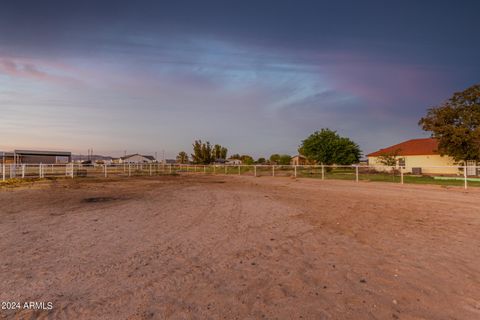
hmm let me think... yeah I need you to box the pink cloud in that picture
[302,51,454,118]
[0,57,82,86]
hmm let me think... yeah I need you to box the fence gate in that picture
[466,160,476,176]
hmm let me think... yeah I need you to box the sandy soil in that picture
[1,175,480,319]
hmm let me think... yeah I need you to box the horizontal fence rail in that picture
[0,163,478,189]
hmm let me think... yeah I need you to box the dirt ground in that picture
[1,175,479,320]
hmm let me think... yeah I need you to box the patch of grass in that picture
[298,168,480,187]
[403,175,480,187]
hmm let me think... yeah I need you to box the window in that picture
[398,158,405,167]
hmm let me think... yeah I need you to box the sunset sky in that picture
[1,1,479,158]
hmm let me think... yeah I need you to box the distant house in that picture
[290,155,307,165]
[290,155,304,165]
[367,138,462,175]
[0,150,71,164]
[165,159,176,164]
[226,158,242,165]
[121,154,156,164]
[213,158,227,164]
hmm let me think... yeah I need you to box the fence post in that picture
[272,165,275,177]
[321,165,325,180]
[149,163,152,176]
[213,165,216,174]
[294,165,297,178]
[104,164,107,178]
[71,163,74,178]
[355,165,359,183]
[39,164,42,178]
[204,165,207,174]
[128,163,131,177]
[464,165,468,189]
[225,166,227,175]
[238,165,241,175]
[254,165,257,177]
[22,164,25,179]
[400,167,404,184]
[2,163,5,181]
[169,164,172,174]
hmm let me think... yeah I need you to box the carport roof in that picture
[14,150,71,156]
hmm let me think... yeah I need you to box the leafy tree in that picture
[176,151,189,164]
[377,149,402,179]
[191,140,213,164]
[228,154,254,164]
[191,140,228,164]
[269,154,281,164]
[376,149,401,167]
[240,155,254,165]
[419,84,480,162]
[278,154,291,165]
[220,147,228,159]
[256,157,266,164]
[269,154,292,165]
[212,144,221,159]
[299,128,361,165]
[212,144,228,160]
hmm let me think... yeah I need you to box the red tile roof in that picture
[367,138,439,157]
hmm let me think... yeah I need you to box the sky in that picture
[1,0,479,159]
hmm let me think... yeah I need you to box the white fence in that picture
[1,163,478,189]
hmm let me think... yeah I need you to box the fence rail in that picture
[1,163,478,189]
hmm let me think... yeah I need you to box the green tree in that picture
[299,128,361,165]
[191,140,213,164]
[240,155,254,165]
[220,147,228,159]
[269,154,291,165]
[176,151,189,164]
[419,84,480,162]
[269,154,280,164]
[376,149,401,167]
[230,154,241,159]
[278,154,291,165]
[256,157,266,164]
[212,144,228,160]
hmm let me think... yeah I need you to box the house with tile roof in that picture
[367,138,460,175]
